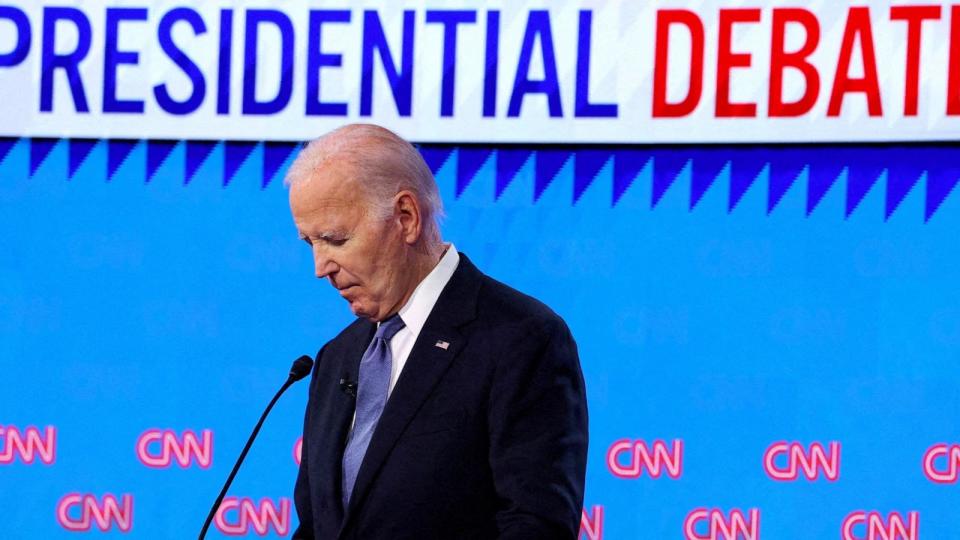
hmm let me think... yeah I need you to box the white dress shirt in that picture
[349,244,460,430]
[386,243,459,396]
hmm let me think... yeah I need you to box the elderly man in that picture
[286,124,588,539]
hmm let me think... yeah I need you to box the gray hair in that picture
[285,124,445,243]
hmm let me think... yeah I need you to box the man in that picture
[287,124,588,539]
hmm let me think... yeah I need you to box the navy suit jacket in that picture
[292,254,588,539]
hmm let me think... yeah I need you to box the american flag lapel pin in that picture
[435,340,450,350]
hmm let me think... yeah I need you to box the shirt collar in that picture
[395,243,460,336]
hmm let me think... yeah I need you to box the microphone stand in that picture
[198,355,314,540]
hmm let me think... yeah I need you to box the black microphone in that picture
[289,355,314,381]
[198,354,315,540]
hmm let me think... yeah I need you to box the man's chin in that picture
[346,299,375,320]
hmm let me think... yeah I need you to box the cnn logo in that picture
[607,439,682,479]
[923,443,960,483]
[56,493,133,532]
[0,425,56,465]
[684,508,760,540]
[841,511,919,540]
[215,497,290,536]
[579,505,603,540]
[763,441,840,481]
[136,428,212,469]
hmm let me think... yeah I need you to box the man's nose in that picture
[313,249,338,280]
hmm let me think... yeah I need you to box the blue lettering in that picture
[360,10,415,117]
[103,8,147,113]
[0,6,30,67]
[306,10,351,116]
[483,11,499,118]
[575,11,617,118]
[217,9,233,115]
[154,8,207,115]
[242,10,294,115]
[40,7,91,113]
[425,10,476,117]
[508,10,562,118]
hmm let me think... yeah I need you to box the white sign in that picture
[1,0,959,142]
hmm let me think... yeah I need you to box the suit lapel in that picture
[316,319,374,525]
[340,254,483,530]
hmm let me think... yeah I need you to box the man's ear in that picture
[394,190,422,244]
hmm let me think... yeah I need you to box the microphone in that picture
[290,355,314,381]
[198,354,315,540]
[340,377,357,398]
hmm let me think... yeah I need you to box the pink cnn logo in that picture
[841,511,919,540]
[763,441,840,481]
[0,425,56,465]
[684,508,760,540]
[214,497,290,536]
[294,436,303,466]
[135,428,212,469]
[56,493,133,532]
[922,443,960,483]
[579,505,603,540]
[607,439,682,479]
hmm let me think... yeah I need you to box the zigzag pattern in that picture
[1,138,302,190]
[2,138,957,222]
[422,144,960,222]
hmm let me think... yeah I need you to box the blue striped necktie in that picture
[341,314,405,507]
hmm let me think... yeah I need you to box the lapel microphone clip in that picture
[340,377,358,398]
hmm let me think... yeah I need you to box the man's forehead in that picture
[289,160,373,228]
[294,197,359,224]
[291,187,368,237]
[290,168,363,206]
[309,197,358,209]
[294,165,359,195]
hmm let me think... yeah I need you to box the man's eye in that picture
[319,236,347,247]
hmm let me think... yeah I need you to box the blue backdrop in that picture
[1,138,959,538]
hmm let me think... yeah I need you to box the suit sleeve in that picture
[487,317,589,540]
[292,345,326,540]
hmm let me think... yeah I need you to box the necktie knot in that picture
[376,314,405,342]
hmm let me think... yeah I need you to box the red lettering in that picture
[135,428,212,469]
[214,497,290,536]
[653,10,704,117]
[684,508,760,540]
[890,5,941,116]
[716,8,761,117]
[0,425,56,465]
[923,443,960,483]
[841,510,919,540]
[579,505,603,540]
[828,7,882,117]
[56,493,133,532]
[948,6,960,115]
[769,8,820,117]
[607,439,683,479]
[763,441,840,481]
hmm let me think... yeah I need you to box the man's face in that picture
[289,160,410,322]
